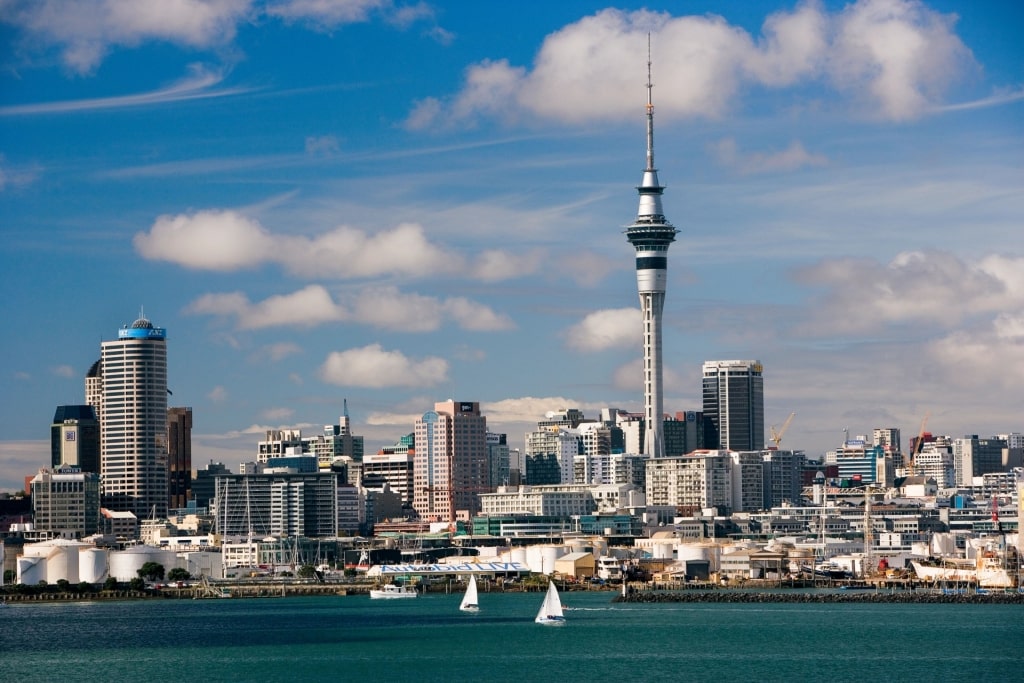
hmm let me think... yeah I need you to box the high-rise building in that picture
[96,315,169,519]
[413,400,488,521]
[702,360,764,451]
[30,467,101,539]
[50,405,100,473]
[624,47,678,459]
[167,407,193,510]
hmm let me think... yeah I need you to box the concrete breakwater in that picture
[614,590,1024,605]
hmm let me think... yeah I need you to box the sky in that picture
[1,0,1022,492]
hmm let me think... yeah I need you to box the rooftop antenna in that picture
[645,33,655,173]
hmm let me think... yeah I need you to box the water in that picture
[2,591,1021,682]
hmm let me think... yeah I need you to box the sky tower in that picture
[625,42,678,459]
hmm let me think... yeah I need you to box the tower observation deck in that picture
[625,42,679,459]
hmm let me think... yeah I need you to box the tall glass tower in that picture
[98,315,169,518]
[625,45,678,458]
[702,360,765,451]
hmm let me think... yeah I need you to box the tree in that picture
[167,567,190,582]
[137,562,165,582]
[128,578,145,591]
[103,576,118,591]
[3,569,14,584]
[297,564,317,579]
[56,579,71,592]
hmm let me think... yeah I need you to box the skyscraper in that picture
[167,406,193,510]
[625,45,678,458]
[95,315,169,519]
[413,400,488,521]
[50,405,100,473]
[702,360,764,451]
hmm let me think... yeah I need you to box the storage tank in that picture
[45,541,81,584]
[17,555,46,585]
[109,545,176,581]
[80,547,110,583]
[510,547,528,567]
[651,543,674,560]
[526,545,563,574]
[677,544,710,563]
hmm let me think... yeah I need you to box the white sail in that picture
[459,574,480,612]
[534,580,565,625]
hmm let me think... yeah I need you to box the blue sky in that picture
[1,0,1022,492]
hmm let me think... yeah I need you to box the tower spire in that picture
[646,33,655,173]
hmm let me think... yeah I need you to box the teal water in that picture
[2,591,1021,682]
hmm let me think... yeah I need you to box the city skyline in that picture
[1,1,1022,491]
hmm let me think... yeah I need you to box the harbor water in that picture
[2,591,1021,682]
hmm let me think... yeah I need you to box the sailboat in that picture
[534,580,565,626]
[459,574,480,612]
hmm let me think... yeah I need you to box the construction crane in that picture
[906,410,930,476]
[769,412,796,448]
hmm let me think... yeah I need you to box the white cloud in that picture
[257,342,303,362]
[408,0,973,127]
[712,138,827,175]
[304,135,340,156]
[261,406,295,421]
[266,0,386,27]
[2,0,251,75]
[51,365,76,378]
[320,344,448,388]
[137,209,504,281]
[611,357,687,394]
[208,385,228,402]
[186,284,513,332]
[829,0,973,121]
[0,64,246,116]
[565,308,640,352]
[0,154,39,189]
[794,250,1023,336]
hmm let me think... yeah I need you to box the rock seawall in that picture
[614,590,1024,604]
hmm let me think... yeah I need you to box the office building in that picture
[50,405,100,473]
[95,315,169,519]
[30,467,101,539]
[167,407,192,510]
[413,400,489,521]
[702,360,764,451]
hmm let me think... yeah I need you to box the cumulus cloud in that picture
[565,308,640,352]
[829,0,973,121]
[320,343,448,388]
[208,385,228,402]
[1,0,251,75]
[261,406,295,421]
[257,342,303,362]
[612,357,687,393]
[712,138,828,174]
[794,251,1023,335]
[186,284,512,332]
[136,209,532,282]
[406,0,973,128]
[2,0,443,74]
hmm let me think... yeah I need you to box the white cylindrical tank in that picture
[651,543,674,560]
[45,542,80,584]
[510,548,527,566]
[526,546,563,574]
[80,547,110,583]
[677,544,710,563]
[109,546,176,582]
[17,555,46,585]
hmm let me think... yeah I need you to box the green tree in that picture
[77,581,93,594]
[56,579,71,592]
[3,569,14,584]
[167,567,190,582]
[137,562,165,582]
[297,564,316,579]
[103,576,118,591]
[128,578,145,591]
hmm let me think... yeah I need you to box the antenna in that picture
[645,33,655,172]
